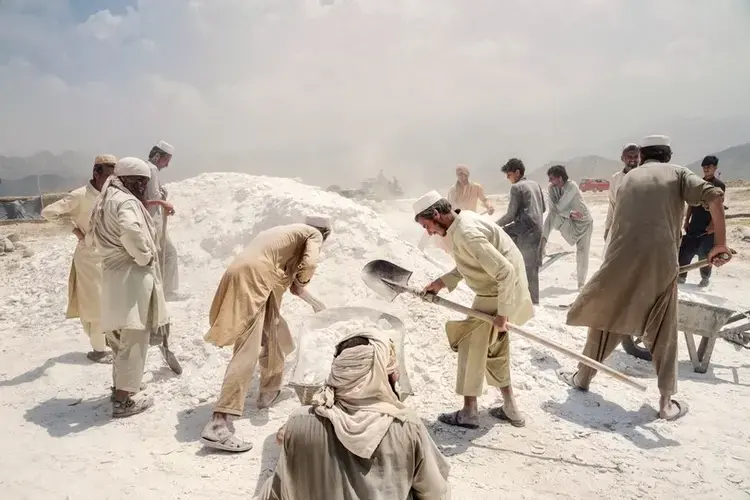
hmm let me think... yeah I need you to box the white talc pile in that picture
[291,317,396,385]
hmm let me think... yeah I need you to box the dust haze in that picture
[2,0,750,191]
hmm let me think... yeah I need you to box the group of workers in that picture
[40,133,732,499]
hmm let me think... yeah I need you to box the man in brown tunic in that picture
[256,330,451,500]
[201,217,331,452]
[563,135,731,421]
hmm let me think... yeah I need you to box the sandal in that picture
[557,370,588,392]
[201,427,253,453]
[661,400,689,422]
[437,410,479,429]
[489,406,526,428]
[257,390,281,409]
[112,395,153,418]
[86,351,112,364]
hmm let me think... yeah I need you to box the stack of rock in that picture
[0,232,34,257]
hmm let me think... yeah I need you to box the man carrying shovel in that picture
[563,135,731,421]
[414,190,534,428]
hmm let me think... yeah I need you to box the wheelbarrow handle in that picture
[421,293,648,392]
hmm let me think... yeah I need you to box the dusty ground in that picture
[1,183,749,500]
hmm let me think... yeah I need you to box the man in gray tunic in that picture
[496,158,546,304]
[144,140,183,301]
[541,165,593,289]
[564,135,731,421]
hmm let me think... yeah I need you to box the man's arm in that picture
[118,201,154,266]
[411,424,452,500]
[463,230,517,316]
[495,185,520,226]
[550,182,578,214]
[294,231,323,287]
[438,267,464,292]
[476,184,493,212]
[683,206,693,233]
[41,191,81,235]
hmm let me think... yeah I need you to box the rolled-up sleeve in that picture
[41,192,79,230]
[294,232,323,286]
[118,201,153,266]
[462,230,516,315]
[679,167,723,207]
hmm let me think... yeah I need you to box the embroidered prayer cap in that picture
[640,135,670,148]
[413,190,443,215]
[305,214,331,228]
[94,154,117,165]
[155,140,174,155]
[114,157,151,179]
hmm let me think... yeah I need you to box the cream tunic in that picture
[447,181,490,213]
[92,189,169,333]
[604,170,625,238]
[41,182,102,321]
[439,210,534,325]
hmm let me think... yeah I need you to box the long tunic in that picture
[604,170,625,237]
[92,189,169,332]
[543,180,592,245]
[205,224,323,348]
[145,161,166,219]
[41,182,102,321]
[440,210,534,325]
[567,161,723,334]
[496,177,546,232]
[447,181,490,213]
[255,406,451,500]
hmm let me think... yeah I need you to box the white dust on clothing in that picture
[1,174,749,499]
[291,317,396,385]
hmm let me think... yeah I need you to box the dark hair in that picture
[148,146,169,162]
[640,145,672,164]
[414,198,452,222]
[335,336,370,357]
[546,164,568,182]
[701,155,718,167]
[501,158,525,176]
[93,162,115,174]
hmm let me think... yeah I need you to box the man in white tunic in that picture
[42,154,117,362]
[144,140,182,300]
[604,143,640,243]
[415,191,534,428]
[89,157,169,418]
[256,330,451,500]
[541,165,594,289]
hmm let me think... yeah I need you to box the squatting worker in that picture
[415,190,534,429]
[88,157,169,418]
[200,216,332,452]
[41,154,117,363]
[563,135,731,421]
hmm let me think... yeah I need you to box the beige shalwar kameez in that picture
[567,162,724,395]
[447,181,491,213]
[543,180,593,288]
[439,210,534,396]
[145,161,179,295]
[205,223,323,416]
[41,183,107,351]
[89,181,169,393]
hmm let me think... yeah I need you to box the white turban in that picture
[114,157,151,178]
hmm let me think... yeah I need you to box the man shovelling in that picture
[562,135,732,421]
[414,190,534,429]
[201,216,331,452]
[88,157,170,418]
[41,154,117,363]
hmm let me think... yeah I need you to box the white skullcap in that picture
[155,140,174,155]
[305,214,331,228]
[94,154,117,165]
[114,157,151,179]
[413,190,443,215]
[641,135,671,148]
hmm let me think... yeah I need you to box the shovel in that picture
[159,211,183,375]
[540,251,574,272]
[362,259,647,392]
[679,250,733,274]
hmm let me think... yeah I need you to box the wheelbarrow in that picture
[287,306,414,404]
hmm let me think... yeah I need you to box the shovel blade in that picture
[361,259,414,301]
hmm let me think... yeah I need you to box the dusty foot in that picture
[437,409,479,429]
[200,421,253,452]
[659,399,689,421]
[489,405,526,427]
[112,394,154,418]
[558,370,588,391]
[257,390,281,409]
[86,350,112,363]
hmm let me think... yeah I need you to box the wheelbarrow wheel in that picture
[622,336,652,361]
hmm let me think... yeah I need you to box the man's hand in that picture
[290,281,304,296]
[145,200,175,216]
[707,245,732,268]
[570,210,583,220]
[493,315,508,332]
[72,228,85,241]
[486,206,495,215]
[422,278,446,295]
[275,425,286,446]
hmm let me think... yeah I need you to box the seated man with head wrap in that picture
[201,217,332,453]
[88,157,170,418]
[256,330,451,500]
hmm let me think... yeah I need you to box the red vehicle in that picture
[579,178,610,192]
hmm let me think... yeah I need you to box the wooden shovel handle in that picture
[423,293,648,392]
[679,251,732,274]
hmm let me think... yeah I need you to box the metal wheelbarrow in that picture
[287,306,414,404]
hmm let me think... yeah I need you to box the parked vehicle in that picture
[580,178,610,192]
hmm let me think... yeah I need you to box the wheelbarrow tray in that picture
[288,306,413,403]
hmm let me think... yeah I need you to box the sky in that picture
[1,0,750,185]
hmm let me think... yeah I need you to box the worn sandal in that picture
[112,395,153,418]
[437,410,480,429]
[489,406,526,428]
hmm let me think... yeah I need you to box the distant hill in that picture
[685,143,750,181]
[0,151,89,196]
[528,155,622,185]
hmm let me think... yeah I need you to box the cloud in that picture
[1,0,749,184]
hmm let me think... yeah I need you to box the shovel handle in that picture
[679,252,731,274]
[423,293,648,392]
